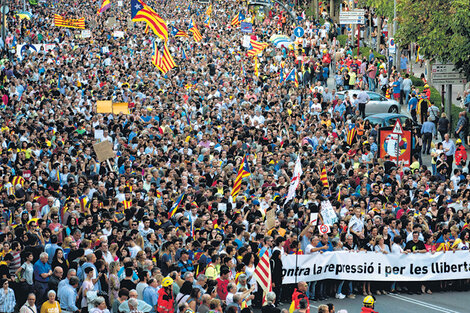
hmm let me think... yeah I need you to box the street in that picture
[273,290,469,313]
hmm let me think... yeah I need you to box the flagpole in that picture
[295,220,299,286]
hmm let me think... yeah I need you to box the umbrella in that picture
[16,11,32,20]
[269,34,291,46]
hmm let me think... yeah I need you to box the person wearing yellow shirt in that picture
[204,255,220,280]
[40,290,61,313]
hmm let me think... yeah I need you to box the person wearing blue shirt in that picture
[408,93,418,122]
[142,279,159,313]
[57,276,80,312]
[316,234,334,252]
[392,78,401,102]
[33,253,52,304]
[421,117,436,155]
[177,251,194,275]
[0,279,15,313]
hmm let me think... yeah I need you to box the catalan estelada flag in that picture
[171,26,189,37]
[285,68,298,87]
[78,195,88,211]
[188,17,202,42]
[152,41,176,74]
[247,39,268,56]
[98,0,110,15]
[54,14,85,29]
[203,15,210,28]
[347,123,357,145]
[320,166,329,189]
[131,0,168,42]
[168,193,185,219]
[231,155,251,198]
[231,11,245,26]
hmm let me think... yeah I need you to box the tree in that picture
[395,0,470,79]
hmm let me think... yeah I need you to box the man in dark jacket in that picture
[48,266,63,292]
[261,292,280,313]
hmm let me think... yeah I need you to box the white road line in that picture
[389,293,462,313]
[387,294,461,313]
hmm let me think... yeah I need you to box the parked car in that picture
[365,113,420,151]
[337,90,400,116]
[365,113,418,129]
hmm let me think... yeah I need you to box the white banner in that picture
[285,156,302,203]
[281,251,470,283]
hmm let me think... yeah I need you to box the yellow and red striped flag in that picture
[346,123,357,145]
[188,17,202,42]
[205,4,212,16]
[54,14,85,29]
[231,155,250,198]
[152,41,176,74]
[131,0,168,42]
[320,166,329,189]
[247,39,268,56]
[12,176,25,187]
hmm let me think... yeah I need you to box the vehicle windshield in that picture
[366,117,384,127]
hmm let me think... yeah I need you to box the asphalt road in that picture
[273,290,469,313]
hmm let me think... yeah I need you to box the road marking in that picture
[387,293,461,313]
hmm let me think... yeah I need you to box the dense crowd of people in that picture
[0,1,469,313]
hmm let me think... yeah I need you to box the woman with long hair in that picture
[270,250,283,305]
[51,249,68,279]
[108,262,120,305]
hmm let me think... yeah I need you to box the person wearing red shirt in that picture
[216,266,231,301]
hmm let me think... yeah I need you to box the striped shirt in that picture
[0,288,16,313]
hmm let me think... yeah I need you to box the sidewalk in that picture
[410,60,467,108]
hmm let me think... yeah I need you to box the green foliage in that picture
[337,35,348,47]
[360,0,394,17]
[353,47,386,61]
[410,76,424,87]
[395,0,470,80]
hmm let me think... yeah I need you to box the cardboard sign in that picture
[81,30,92,38]
[320,200,338,226]
[89,19,98,29]
[96,100,113,113]
[127,19,134,30]
[310,213,318,225]
[106,17,118,28]
[265,208,276,230]
[113,31,125,38]
[93,141,115,162]
[113,102,129,114]
[242,35,251,48]
[94,130,104,141]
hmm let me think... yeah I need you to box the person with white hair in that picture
[261,292,280,313]
[40,290,61,313]
[33,252,52,304]
[128,299,142,313]
[90,297,110,313]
